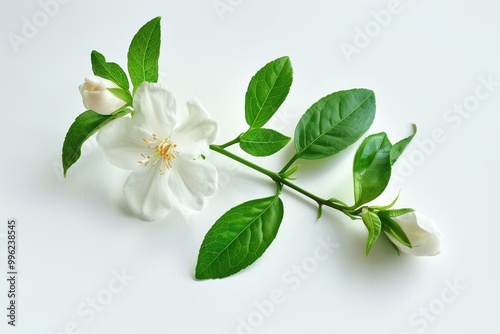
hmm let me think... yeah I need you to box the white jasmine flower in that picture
[79,75,127,115]
[97,82,218,221]
[385,211,442,256]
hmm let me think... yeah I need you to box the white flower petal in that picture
[79,76,126,115]
[386,211,442,256]
[168,157,218,211]
[84,75,119,89]
[410,233,442,256]
[133,83,177,137]
[123,165,174,221]
[97,116,154,170]
[172,98,218,159]
[96,82,219,220]
[82,91,126,115]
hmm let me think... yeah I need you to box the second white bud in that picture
[79,75,127,115]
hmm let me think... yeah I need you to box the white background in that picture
[1,0,499,333]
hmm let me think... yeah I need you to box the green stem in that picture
[210,144,279,181]
[280,154,299,174]
[219,135,242,149]
[351,207,363,216]
[210,145,351,216]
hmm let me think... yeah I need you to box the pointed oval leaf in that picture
[245,56,293,129]
[370,193,400,211]
[390,124,417,165]
[107,88,133,106]
[280,164,299,180]
[91,50,130,90]
[62,110,118,176]
[196,196,284,279]
[378,213,412,248]
[382,232,401,255]
[240,128,291,157]
[353,132,393,206]
[381,208,415,218]
[294,89,375,160]
[127,17,161,92]
[361,209,382,255]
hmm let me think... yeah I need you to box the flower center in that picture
[139,133,177,175]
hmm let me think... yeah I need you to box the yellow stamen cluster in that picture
[138,133,177,175]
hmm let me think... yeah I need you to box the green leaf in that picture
[280,165,299,180]
[361,209,382,255]
[378,213,412,248]
[317,204,323,220]
[240,128,291,157]
[390,124,417,165]
[353,133,393,206]
[370,192,400,211]
[294,89,376,160]
[127,17,161,93]
[382,232,401,255]
[91,50,130,90]
[195,196,284,279]
[328,197,348,207]
[245,56,293,129]
[381,208,414,218]
[62,110,118,176]
[107,88,133,106]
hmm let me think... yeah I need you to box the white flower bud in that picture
[385,211,442,256]
[79,75,127,115]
